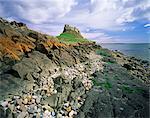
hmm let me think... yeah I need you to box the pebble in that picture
[14,96,20,99]
[8,104,15,112]
[27,95,32,101]
[57,113,63,118]
[43,105,54,112]
[32,95,38,99]
[64,102,69,107]
[66,106,72,112]
[69,110,75,117]
[36,113,41,118]
[36,97,41,104]
[16,106,21,111]
[120,107,124,111]
[16,98,22,105]
[43,110,51,117]
[23,98,28,104]
[20,104,26,111]
[17,111,28,118]
[51,111,56,116]
[28,105,35,114]
[32,98,36,104]
[60,110,65,114]
[1,101,8,107]
[77,103,82,108]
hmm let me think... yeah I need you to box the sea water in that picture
[100,43,150,61]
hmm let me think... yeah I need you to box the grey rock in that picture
[35,97,41,104]
[41,94,58,108]
[17,111,28,118]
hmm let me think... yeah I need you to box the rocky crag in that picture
[0,18,149,118]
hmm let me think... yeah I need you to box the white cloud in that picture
[83,32,115,43]
[54,0,150,31]
[0,0,77,24]
[144,23,150,27]
[90,0,150,27]
[0,0,149,29]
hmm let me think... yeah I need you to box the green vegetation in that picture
[92,79,102,86]
[57,32,91,44]
[107,62,114,64]
[121,85,134,93]
[120,85,144,94]
[102,82,112,89]
[92,79,112,90]
[96,49,112,57]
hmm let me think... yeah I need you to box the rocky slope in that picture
[0,18,149,118]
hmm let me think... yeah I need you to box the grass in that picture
[120,85,144,94]
[92,79,102,86]
[102,82,112,89]
[96,49,112,57]
[107,61,115,64]
[57,32,91,44]
[92,79,112,89]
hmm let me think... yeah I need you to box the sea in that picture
[100,43,150,61]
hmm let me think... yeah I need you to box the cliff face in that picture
[0,18,149,118]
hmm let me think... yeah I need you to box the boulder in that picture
[41,94,58,108]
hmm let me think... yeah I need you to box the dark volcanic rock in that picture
[77,64,149,118]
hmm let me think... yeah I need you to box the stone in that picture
[1,101,8,107]
[32,72,40,79]
[51,111,56,116]
[37,108,41,113]
[64,102,69,107]
[27,104,35,114]
[43,110,51,117]
[26,73,34,82]
[36,97,41,104]
[8,104,15,112]
[41,94,58,107]
[66,106,72,112]
[34,106,38,112]
[31,99,36,104]
[16,99,22,105]
[27,95,32,101]
[69,110,76,117]
[20,104,26,112]
[17,111,28,118]
[23,98,28,104]
[42,105,54,112]
[36,113,41,118]
[25,83,34,91]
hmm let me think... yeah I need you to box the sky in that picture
[0,0,150,43]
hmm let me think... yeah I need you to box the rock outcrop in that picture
[63,24,84,38]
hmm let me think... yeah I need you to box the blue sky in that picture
[0,0,150,43]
